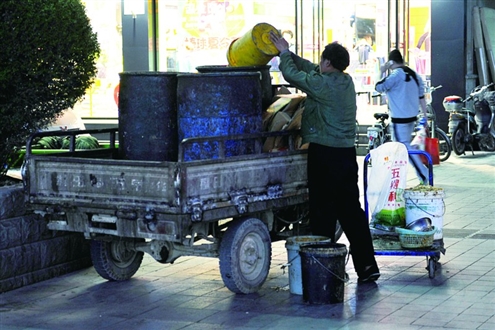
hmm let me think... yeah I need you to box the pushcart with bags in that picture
[363,146,446,279]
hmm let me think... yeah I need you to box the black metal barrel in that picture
[177,72,262,161]
[118,72,179,161]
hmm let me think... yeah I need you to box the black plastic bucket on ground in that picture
[177,72,262,161]
[118,72,179,161]
[285,236,331,295]
[300,243,348,304]
[196,65,272,111]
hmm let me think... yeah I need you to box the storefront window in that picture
[74,0,123,119]
[323,1,389,94]
[409,1,431,82]
[156,0,295,72]
[73,0,431,121]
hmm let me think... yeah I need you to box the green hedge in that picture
[0,0,100,177]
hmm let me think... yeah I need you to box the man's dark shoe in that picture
[358,266,380,283]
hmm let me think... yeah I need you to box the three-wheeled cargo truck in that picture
[22,128,343,293]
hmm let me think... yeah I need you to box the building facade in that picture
[77,0,495,131]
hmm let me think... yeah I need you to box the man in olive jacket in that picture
[269,32,379,283]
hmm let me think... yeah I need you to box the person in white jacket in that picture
[375,49,429,184]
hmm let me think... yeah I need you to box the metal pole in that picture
[466,0,478,96]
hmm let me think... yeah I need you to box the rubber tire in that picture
[428,258,436,279]
[479,134,495,151]
[452,125,466,155]
[90,239,144,281]
[434,128,452,162]
[219,218,271,294]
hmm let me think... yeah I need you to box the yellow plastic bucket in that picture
[227,23,281,67]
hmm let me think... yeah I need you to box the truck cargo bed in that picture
[24,129,308,224]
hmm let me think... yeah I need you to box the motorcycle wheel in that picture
[479,135,495,151]
[452,125,467,155]
[435,128,452,161]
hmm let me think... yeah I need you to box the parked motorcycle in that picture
[443,83,495,155]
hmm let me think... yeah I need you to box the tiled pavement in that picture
[1,151,494,330]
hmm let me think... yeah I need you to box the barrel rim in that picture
[285,236,331,250]
[251,22,281,55]
[299,242,348,255]
[119,71,184,77]
[403,189,445,198]
[177,72,262,78]
[285,235,330,245]
[196,65,271,72]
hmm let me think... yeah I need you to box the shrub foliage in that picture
[0,0,100,177]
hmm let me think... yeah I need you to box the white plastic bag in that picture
[367,142,409,228]
[411,125,426,150]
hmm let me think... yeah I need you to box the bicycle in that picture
[361,91,393,152]
[418,85,452,162]
[366,112,392,152]
[367,86,452,162]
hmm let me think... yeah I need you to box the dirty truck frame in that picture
[23,128,331,294]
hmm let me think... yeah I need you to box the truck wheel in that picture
[90,239,144,281]
[219,218,271,294]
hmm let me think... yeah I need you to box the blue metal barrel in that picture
[196,65,272,111]
[177,72,262,161]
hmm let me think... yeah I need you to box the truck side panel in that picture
[25,157,179,212]
[181,154,308,221]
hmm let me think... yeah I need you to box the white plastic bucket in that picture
[404,187,445,241]
[285,235,330,295]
